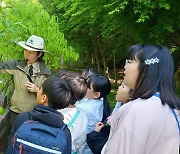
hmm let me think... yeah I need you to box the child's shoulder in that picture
[76,98,103,109]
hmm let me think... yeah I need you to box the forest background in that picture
[0,0,180,106]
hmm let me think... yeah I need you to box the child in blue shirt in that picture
[76,71,111,154]
[76,73,111,134]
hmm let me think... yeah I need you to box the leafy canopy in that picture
[0,0,79,68]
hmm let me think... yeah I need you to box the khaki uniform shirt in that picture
[0,60,51,113]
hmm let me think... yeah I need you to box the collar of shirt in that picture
[26,62,40,74]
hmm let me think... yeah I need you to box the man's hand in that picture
[25,82,39,93]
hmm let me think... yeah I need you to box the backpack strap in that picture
[67,110,80,128]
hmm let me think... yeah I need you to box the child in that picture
[87,83,131,154]
[102,44,180,154]
[56,71,88,154]
[111,83,131,114]
[75,73,111,154]
[76,73,111,133]
[6,77,72,154]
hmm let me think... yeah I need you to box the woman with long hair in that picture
[102,44,180,154]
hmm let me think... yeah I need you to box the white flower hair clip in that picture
[145,57,159,65]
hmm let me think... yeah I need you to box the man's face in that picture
[24,49,42,64]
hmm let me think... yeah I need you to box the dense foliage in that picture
[40,0,180,77]
[0,0,79,68]
[0,0,179,84]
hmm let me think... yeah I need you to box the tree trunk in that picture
[113,51,117,85]
[97,36,109,76]
[95,46,101,72]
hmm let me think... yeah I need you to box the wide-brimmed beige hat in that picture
[18,35,48,53]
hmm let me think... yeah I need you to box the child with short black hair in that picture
[6,77,72,154]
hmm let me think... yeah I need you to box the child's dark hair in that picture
[88,74,111,121]
[56,71,87,105]
[82,68,99,80]
[128,44,180,109]
[41,76,72,109]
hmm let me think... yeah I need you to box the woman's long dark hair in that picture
[87,74,111,121]
[128,44,180,109]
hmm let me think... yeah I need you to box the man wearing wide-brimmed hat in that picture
[0,35,51,124]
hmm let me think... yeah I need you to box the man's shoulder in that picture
[38,60,51,75]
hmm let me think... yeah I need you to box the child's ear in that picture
[93,92,101,99]
[41,94,48,106]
